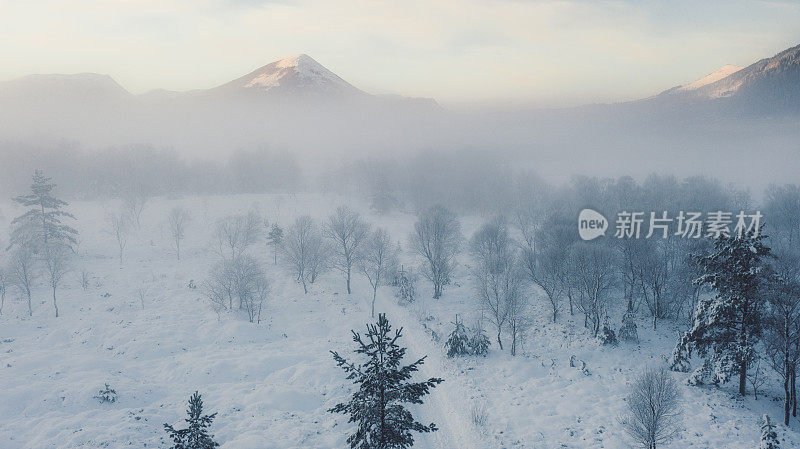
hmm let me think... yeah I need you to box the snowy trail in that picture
[377,295,484,449]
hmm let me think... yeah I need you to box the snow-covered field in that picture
[0,193,797,448]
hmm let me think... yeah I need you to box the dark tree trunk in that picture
[52,287,58,318]
[785,359,791,425]
[496,327,503,351]
[792,366,797,417]
[739,359,747,396]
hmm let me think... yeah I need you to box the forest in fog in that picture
[0,156,799,448]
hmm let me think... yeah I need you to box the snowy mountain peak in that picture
[678,64,743,91]
[273,53,314,69]
[218,53,362,96]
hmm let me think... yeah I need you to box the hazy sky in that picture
[2,0,800,107]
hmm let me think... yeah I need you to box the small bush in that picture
[94,383,117,403]
[444,316,471,358]
[470,399,489,427]
[598,321,618,346]
[393,266,417,303]
[618,312,638,343]
[468,325,490,356]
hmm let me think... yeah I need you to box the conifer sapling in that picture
[330,313,443,449]
[164,391,220,449]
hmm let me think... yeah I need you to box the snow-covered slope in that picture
[677,64,743,93]
[0,193,797,449]
[659,43,800,107]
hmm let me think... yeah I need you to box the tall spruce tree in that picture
[163,391,220,449]
[10,170,78,251]
[686,231,772,395]
[330,314,443,449]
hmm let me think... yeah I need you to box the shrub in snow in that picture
[620,367,681,449]
[393,266,417,303]
[668,333,691,373]
[760,414,779,449]
[598,321,618,346]
[618,312,639,343]
[470,399,489,428]
[163,391,219,449]
[79,269,91,291]
[444,316,471,358]
[468,325,491,357]
[580,360,591,376]
[330,313,443,449]
[687,359,716,386]
[94,383,117,403]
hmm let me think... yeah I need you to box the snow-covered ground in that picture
[0,193,797,448]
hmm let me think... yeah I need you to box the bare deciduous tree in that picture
[359,228,399,317]
[470,219,523,351]
[325,206,369,294]
[107,211,130,264]
[42,242,71,317]
[620,367,682,449]
[281,215,328,294]
[168,206,190,260]
[204,255,269,323]
[121,183,150,230]
[765,244,800,425]
[9,246,37,316]
[213,211,261,260]
[410,205,461,299]
[568,242,617,337]
[520,213,574,322]
[137,285,148,309]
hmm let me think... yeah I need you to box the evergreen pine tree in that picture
[760,414,780,449]
[329,313,443,449]
[444,315,471,357]
[687,357,716,386]
[687,231,772,395]
[468,325,491,357]
[10,170,78,251]
[668,333,691,372]
[163,391,220,449]
[618,311,639,343]
[598,318,618,346]
[267,224,283,265]
[393,266,416,303]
